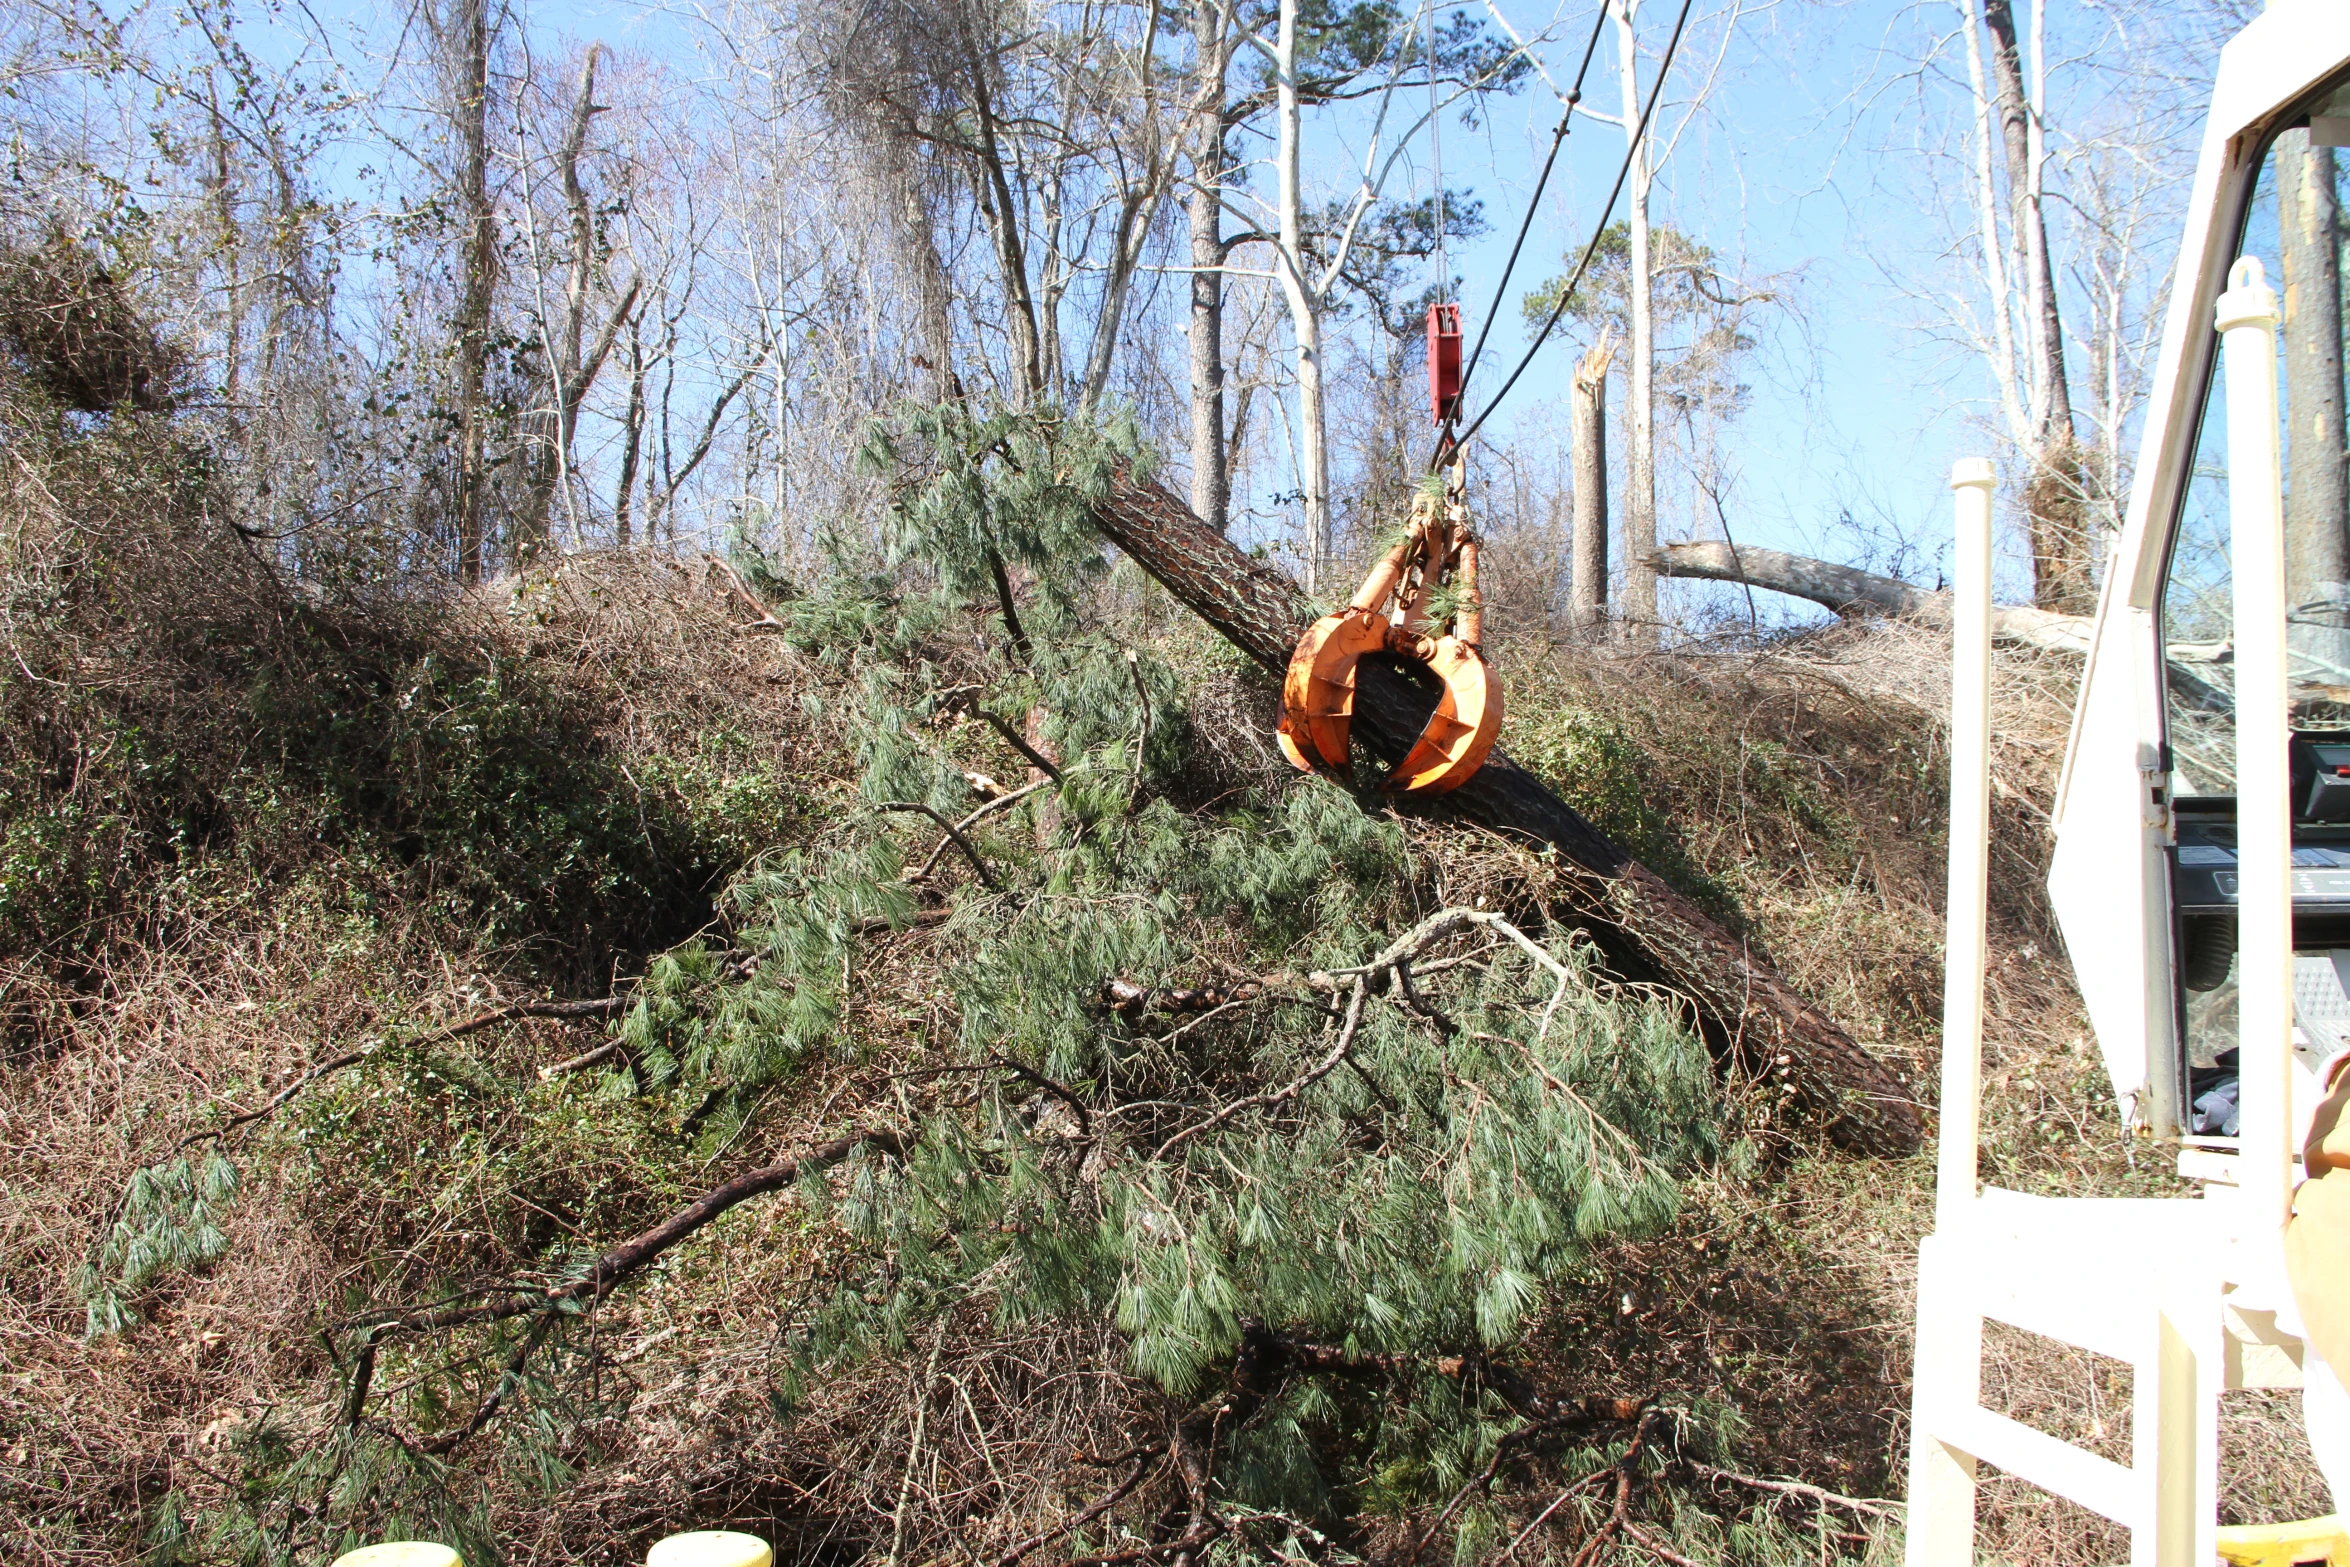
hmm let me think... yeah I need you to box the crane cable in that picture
[1434,0,1697,467]
[1440,1,1610,425]
[1429,0,1447,305]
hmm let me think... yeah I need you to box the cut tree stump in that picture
[1093,476,1923,1158]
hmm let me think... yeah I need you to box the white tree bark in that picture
[1570,332,1615,636]
[1266,0,1334,593]
[1652,539,2093,652]
[1613,0,1658,642]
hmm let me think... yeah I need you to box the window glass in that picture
[2164,121,2350,797]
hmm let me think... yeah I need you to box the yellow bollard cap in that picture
[332,1547,463,1567]
[646,1532,774,1567]
[2214,1514,2350,1567]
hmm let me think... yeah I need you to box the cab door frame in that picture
[2048,3,2350,1136]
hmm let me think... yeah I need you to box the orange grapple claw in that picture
[1280,609,1388,772]
[1277,469,1501,794]
[1384,636,1501,793]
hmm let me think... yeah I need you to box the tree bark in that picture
[1187,1,1233,531]
[450,0,496,585]
[1091,477,1923,1157]
[1269,0,1334,592]
[1570,333,1615,637]
[1613,0,1658,642]
[2281,128,2350,679]
[614,321,645,547]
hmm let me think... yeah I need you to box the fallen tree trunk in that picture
[1092,477,1922,1157]
[1653,539,2093,654]
[1652,539,2248,712]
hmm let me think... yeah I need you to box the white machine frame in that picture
[1907,4,2350,1560]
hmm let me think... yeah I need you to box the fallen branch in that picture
[370,1126,909,1335]
[537,1040,622,1080]
[1651,539,2093,653]
[1150,976,1369,1162]
[181,996,629,1152]
[1406,1420,1551,1567]
[1682,1459,1902,1518]
[1101,977,1284,1016]
[1065,1520,1224,1567]
[989,1053,1095,1140]
[1619,1520,1704,1567]
[976,709,1063,781]
[704,553,789,632]
[878,800,999,889]
[908,778,1051,883]
[991,1446,1166,1567]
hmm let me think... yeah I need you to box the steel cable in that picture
[1436,0,1698,465]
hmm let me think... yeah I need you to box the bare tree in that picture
[1239,0,1521,590]
[1570,331,1615,635]
[512,43,640,556]
[437,0,498,584]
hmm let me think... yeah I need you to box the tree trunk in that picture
[1270,0,1332,592]
[1091,477,1923,1157]
[1613,0,1658,641]
[964,34,1047,404]
[1187,3,1233,532]
[614,323,645,547]
[451,0,495,585]
[515,46,610,562]
[2281,128,2350,678]
[1982,0,2087,614]
[1651,538,2094,652]
[1570,334,1615,637]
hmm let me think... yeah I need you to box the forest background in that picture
[0,0,2250,615]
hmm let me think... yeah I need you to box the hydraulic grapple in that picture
[1275,466,1502,795]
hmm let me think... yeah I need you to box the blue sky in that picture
[1287,0,2220,603]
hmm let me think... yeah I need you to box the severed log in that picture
[1654,538,2245,711]
[1091,477,1922,1157]
[1653,539,2094,653]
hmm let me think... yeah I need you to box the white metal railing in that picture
[1934,458,1997,1233]
[2217,254,2297,1270]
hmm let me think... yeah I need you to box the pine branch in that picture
[879,800,1000,889]
[175,995,629,1154]
[908,778,1051,883]
[988,1053,1094,1140]
[1149,977,1369,1162]
[976,709,1063,781]
[369,1127,909,1335]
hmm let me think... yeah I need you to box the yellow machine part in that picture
[2215,1516,2350,1567]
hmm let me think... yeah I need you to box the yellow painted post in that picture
[646,1531,775,1567]
[331,1547,463,1567]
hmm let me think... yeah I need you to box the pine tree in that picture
[159,402,1731,1561]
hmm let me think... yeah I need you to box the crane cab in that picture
[1907,6,2350,1561]
[2049,16,2350,1160]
